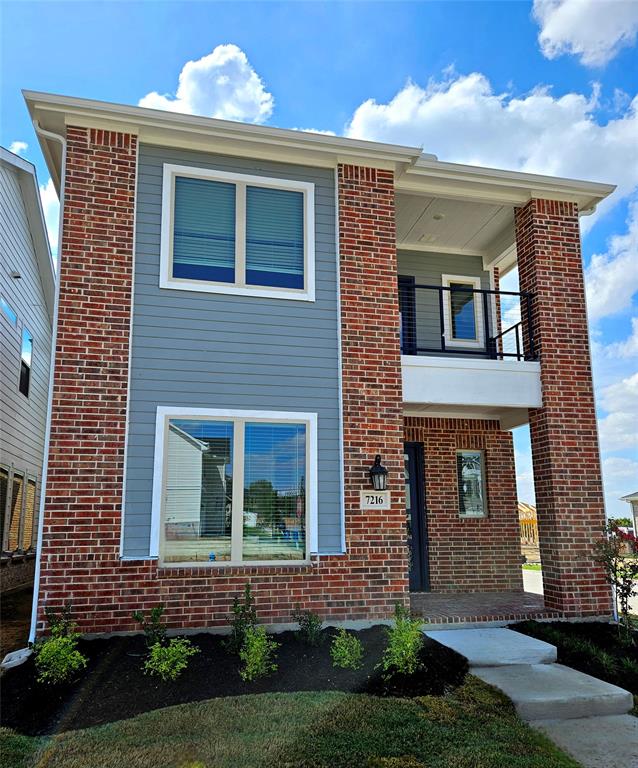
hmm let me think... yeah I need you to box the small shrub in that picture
[239,626,279,682]
[379,604,424,679]
[44,604,76,637]
[330,628,364,670]
[226,583,257,654]
[143,638,199,682]
[292,607,324,646]
[34,604,88,685]
[133,605,166,647]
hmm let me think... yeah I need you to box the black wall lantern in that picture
[369,454,388,491]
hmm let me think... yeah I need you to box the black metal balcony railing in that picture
[398,279,536,362]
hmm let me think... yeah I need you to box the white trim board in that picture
[150,406,319,564]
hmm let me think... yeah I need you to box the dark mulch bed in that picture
[1,626,467,736]
[512,620,638,695]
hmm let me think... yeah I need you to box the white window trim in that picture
[441,274,484,349]
[150,406,318,566]
[160,164,316,302]
[456,449,488,519]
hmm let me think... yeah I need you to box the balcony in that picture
[399,282,542,429]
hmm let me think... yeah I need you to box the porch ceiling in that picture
[396,192,515,263]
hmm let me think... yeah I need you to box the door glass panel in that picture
[404,452,413,575]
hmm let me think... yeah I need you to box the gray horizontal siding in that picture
[0,162,52,541]
[123,144,342,558]
[397,250,491,355]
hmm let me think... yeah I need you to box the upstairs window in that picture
[442,275,484,348]
[161,165,315,301]
[19,327,33,397]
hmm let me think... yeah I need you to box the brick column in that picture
[515,198,611,617]
[37,127,137,628]
[337,164,409,610]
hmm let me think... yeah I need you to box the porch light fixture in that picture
[369,454,388,491]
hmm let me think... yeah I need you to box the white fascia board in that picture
[399,157,616,211]
[23,90,423,184]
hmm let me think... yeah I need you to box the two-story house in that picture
[1,147,55,595]
[25,91,614,637]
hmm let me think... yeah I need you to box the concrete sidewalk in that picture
[426,627,636,768]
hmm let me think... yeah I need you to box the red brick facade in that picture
[36,154,409,634]
[37,133,609,633]
[404,417,522,593]
[515,198,611,617]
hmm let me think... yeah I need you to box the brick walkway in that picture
[410,591,557,625]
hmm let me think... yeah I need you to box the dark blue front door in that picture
[405,442,430,592]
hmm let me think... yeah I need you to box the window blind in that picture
[245,186,304,289]
[243,422,306,561]
[172,177,236,283]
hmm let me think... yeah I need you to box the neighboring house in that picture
[25,91,615,637]
[518,502,539,563]
[620,492,638,535]
[0,147,55,594]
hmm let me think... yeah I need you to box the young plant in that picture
[292,607,324,646]
[133,604,167,648]
[330,628,364,670]
[44,604,76,637]
[226,583,257,654]
[143,638,199,682]
[34,604,88,685]
[593,522,638,643]
[379,604,424,679]
[239,626,279,682]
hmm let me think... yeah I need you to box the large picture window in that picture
[161,165,315,301]
[456,450,488,518]
[154,408,317,566]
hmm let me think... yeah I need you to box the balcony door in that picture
[404,442,429,592]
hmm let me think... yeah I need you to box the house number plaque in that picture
[360,490,391,510]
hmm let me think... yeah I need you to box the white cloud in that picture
[585,199,638,322]
[345,72,638,227]
[607,317,638,358]
[603,455,638,483]
[9,141,28,156]
[598,372,638,452]
[39,177,59,257]
[533,0,638,67]
[139,44,273,123]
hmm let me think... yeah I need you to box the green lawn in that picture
[521,563,542,571]
[1,676,579,768]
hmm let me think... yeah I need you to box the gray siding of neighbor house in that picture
[397,250,491,355]
[0,162,52,549]
[122,144,342,558]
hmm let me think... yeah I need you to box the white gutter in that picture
[28,120,66,645]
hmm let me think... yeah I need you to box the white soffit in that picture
[396,192,514,256]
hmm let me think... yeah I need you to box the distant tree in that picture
[610,517,633,528]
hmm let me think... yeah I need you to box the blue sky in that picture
[2,0,637,516]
